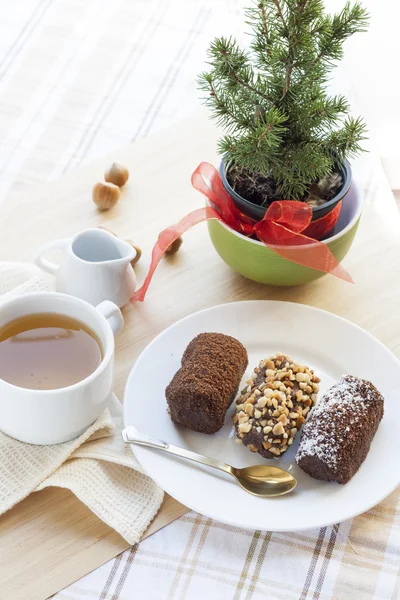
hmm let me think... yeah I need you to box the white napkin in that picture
[0,262,164,544]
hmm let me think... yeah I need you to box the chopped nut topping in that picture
[238,422,252,433]
[238,412,249,423]
[234,353,320,459]
[269,447,281,456]
[247,444,258,452]
[245,403,254,417]
[278,414,288,426]
[257,397,267,408]
[296,416,306,428]
[296,372,310,383]
[273,422,285,435]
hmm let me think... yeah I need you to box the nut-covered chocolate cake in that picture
[296,375,384,484]
[233,354,320,458]
[166,333,248,434]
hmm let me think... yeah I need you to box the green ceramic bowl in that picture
[207,182,361,286]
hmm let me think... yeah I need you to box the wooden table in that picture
[0,113,399,599]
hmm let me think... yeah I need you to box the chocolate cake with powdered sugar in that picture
[296,375,384,483]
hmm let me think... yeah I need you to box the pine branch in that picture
[313,2,369,67]
[260,2,269,38]
[272,0,288,33]
[233,71,272,102]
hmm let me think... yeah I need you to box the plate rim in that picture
[123,300,400,531]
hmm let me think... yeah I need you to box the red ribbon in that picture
[131,162,352,302]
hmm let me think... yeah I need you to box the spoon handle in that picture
[122,426,233,477]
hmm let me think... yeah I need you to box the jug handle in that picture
[34,238,70,275]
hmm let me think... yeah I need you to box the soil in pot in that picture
[227,165,343,209]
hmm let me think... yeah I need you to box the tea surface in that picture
[0,313,103,390]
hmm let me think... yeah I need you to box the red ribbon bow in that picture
[131,162,352,302]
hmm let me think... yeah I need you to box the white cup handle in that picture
[96,301,124,337]
[34,238,70,275]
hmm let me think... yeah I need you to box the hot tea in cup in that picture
[0,313,103,390]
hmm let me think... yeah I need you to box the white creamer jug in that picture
[34,228,137,307]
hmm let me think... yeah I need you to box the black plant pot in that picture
[219,158,352,222]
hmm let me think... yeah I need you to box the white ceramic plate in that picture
[124,301,400,531]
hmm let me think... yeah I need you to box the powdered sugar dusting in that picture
[295,375,380,472]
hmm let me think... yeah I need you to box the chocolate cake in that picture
[233,354,320,459]
[166,333,248,434]
[296,375,384,483]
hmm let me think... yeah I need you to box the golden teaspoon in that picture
[122,427,296,498]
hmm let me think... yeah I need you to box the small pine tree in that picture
[198,0,369,200]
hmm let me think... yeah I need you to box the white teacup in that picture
[0,292,124,445]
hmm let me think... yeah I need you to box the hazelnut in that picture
[124,239,142,266]
[104,162,129,187]
[160,233,182,255]
[92,182,120,210]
